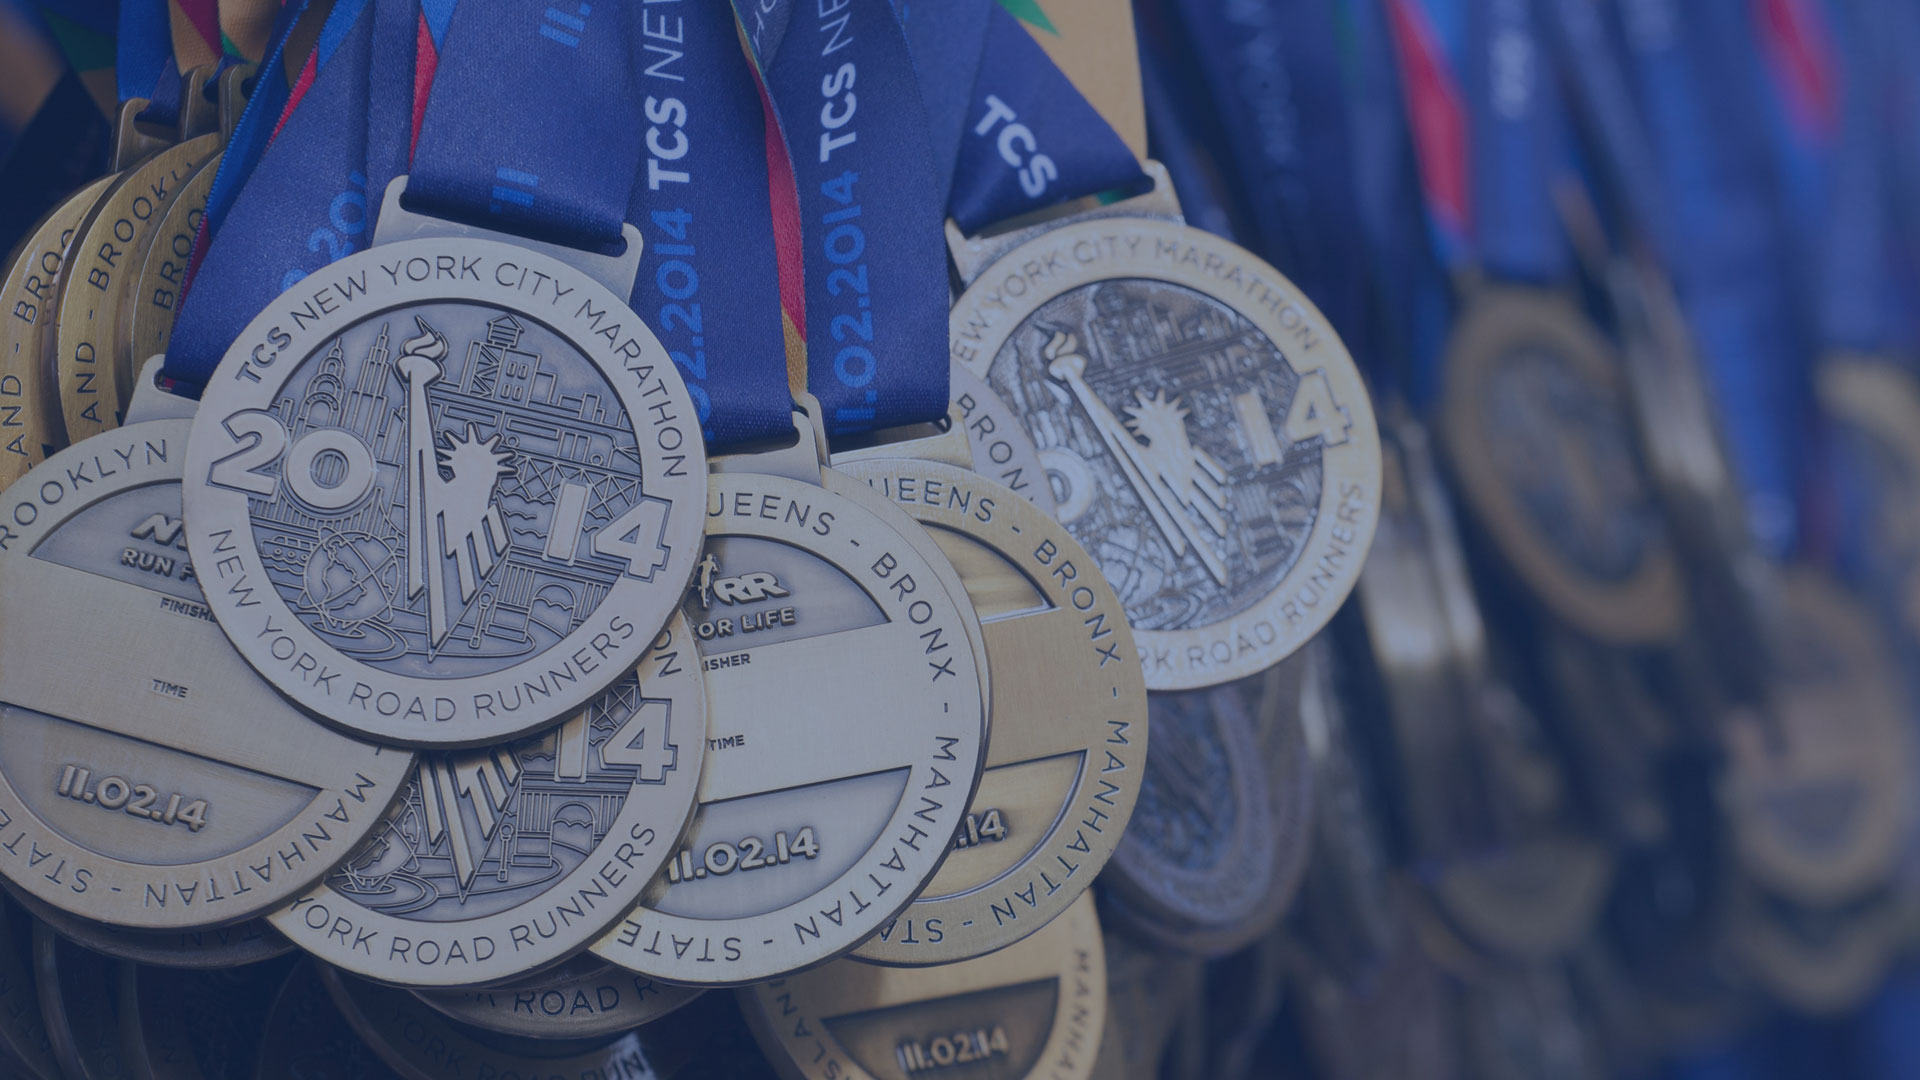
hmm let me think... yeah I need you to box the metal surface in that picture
[833,455,1147,965]
[411,953,703,1040]
[742,891,1105,1080]
[950,202,1380,690]
[1722,569,1916,905]
[270,616,705,987]
[947,364,1058,515]
[321,964,690,1080]
[127,150,221,383]
[1439,285,1684,642]
[8,884,290,968]
[593,433,988,985]
[0,421,416,929]
[182,235,707,746]
[51,134,222,443]
[0,175,116,484]
[117,954,293,1079]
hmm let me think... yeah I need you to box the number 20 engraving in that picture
[207,410,377,511]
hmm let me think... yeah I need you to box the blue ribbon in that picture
[629,0,793,449]
[1464,0,1568,284]
[898,1,1146,233]
[115,0,170,106]
[163,0,378,393]
[736,0,949,436]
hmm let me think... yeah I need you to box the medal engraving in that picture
[412,954,702,1039]
[0,420,414,929]
[952,218,1379,689]
[743,893,1105,1080]
[127,149,219,380]
[185,238,707,745]
[948,364,1057,515]
[270,618,704,987]
[0,176,115,486]
[52,134,221,443]
[836,459,1147,965]
[593,469,987,985]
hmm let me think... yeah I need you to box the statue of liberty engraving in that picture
[397,317,516,652]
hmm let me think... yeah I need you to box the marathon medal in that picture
[270,617,705,987]
[183,225,707,746]
[6,883,290,968]
[0,419,415,929]
[742,892,1106,1080]
[592,409,989,986]
[411,954,703,1040]
[950,178,1380,690]
[834,427,1147,965]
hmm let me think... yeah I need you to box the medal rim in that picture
[834,456,1147,966]
[1439,286,1687,644]
[127,148,222,378]
[0,419,418,929]
[740,892,1106,1080]
[51,133,223,446]
[590,468,989,986]
[950,216,1382,690]
[409,955,704,1040]
[183,234,710,747]
[3,881,291,968]
[267,614,708,988]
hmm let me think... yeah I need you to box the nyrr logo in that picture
[693,552,790,609]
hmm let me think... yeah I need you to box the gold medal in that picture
[1440,287,1684,643]
[126,149,220,379]
[50,122,222,443]
[270,617,705,988]
[0,420,416,930]
[741,892,1105,1080]
[1722,569,1916,906]
[592,407,989,985]
[0,175,116,486]
[949,168,1380,690]
[834,428,1147,965]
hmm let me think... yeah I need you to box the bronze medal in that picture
[950,168,1381,689]
[126,149,220,380]
[1440,287,1683,643]
[741,892,1105,1080]
[834,440,1147,965]
[0,175,116,485]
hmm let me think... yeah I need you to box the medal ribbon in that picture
[733,0,947,436]
[899,0,1147,234]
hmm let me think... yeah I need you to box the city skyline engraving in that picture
[984,279,1326,631]
[252,301,671,680]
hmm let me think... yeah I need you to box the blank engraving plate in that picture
[0,421,414,930]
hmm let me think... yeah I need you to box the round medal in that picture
[6,884,290,968]
[1729,884,1901,1016]
[51,133,222,444]
[1440,287,1684,643]
[1722,569,1915,905]
[951,217,1380,689]
[948,364,1058,515]
[256,961,402,1079]
[126,149,220,381]
[742,892,1105,1080]
[270,616,704,987]
[0,898,57,1079]
[183,236,708,746]
[835,457,1146,965]
[411,954,702,1040]
[1101,678,1281,946]
[0,420,415,929]
[320,964,696,1080]
[32,921,135,1080]
[0,175,116,487]
[592,464,988,984]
